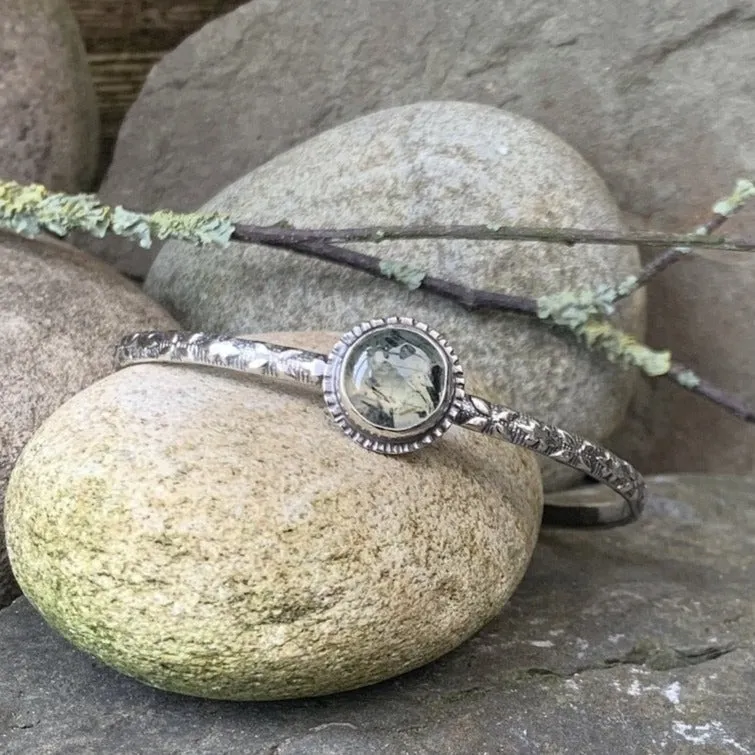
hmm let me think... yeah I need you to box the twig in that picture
[232,220,755,253]
[609,179,755,304]
[667,362,755,422]
[245,236,754,423]
[3,179,755,258]
[625,211,726,292]
[234,235,538,315]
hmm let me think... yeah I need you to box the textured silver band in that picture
[115,331,646,528]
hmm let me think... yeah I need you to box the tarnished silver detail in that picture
[114,320,646,528]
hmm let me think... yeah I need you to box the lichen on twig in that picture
[711,179,755,219]
[536,277,639,330]
[608,179,755,304]
[0,177,753,424]
[0,181,234,249]
[574,320,671,376]
[378,259,426,290]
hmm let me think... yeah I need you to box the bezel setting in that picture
[323,316,466,454]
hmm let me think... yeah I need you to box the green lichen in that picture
[538,273,645,331]
[712,179,755,217]
[379,259,426,290]
[537,287,616,328]
[537,287,672,376]
[149,209,234,247]
[613,274,638,297]
[109,207,154,248]
[575,319,671,376]
[674,369,701,388]
[0,180,234,249]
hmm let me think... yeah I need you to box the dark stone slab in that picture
[1,474,753,754]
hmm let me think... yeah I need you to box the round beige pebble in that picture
[0,233,177,607]
[5,332,543,701]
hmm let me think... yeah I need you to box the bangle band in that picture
[114,316,646,528]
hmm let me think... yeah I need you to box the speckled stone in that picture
[145,101,644,491]
[0,475,752,753]
[4,330,543,700]
[0,233,177,608]
[0,0,99,190]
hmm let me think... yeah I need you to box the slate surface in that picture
[0,475,753,754]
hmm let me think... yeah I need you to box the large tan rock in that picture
[1,0,99,190]
[145,101,645,491]
[0,233,177,607]
[5,331,543,700]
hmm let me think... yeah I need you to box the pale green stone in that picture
[343,328,447,431]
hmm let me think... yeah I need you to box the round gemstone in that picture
[342,327,448,432]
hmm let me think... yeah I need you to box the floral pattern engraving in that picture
[456,397,646,525]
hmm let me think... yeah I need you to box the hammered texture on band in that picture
[115,331,329,386]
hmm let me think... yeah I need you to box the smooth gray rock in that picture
[0,233,177,608]
[91,0,753,278]
[1,475,753,754]
[1,0,99,191]
[145,101,644,492]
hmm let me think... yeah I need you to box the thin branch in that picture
[242,235,754,424]
[232,234,538,315]
[609,213,729,304]
[0,178,752,424]
[667,362,755,422]
[609,179,755,304]
[233,219,755,253]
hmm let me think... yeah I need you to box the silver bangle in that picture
[114,316,646,528]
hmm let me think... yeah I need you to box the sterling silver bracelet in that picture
[114,316,646,528]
